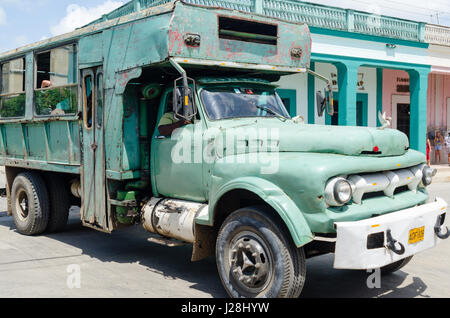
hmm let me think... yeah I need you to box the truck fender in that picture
[210,177,314,247]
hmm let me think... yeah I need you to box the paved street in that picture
[0,180,449,298]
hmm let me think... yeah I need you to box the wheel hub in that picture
[15,189,29,221]
[229,232,272,291]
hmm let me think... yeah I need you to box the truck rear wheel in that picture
[380,256,413,275]
[216,206,306,298]
[45,174,70,233]
[11,172,49,236]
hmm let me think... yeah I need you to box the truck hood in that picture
[209,121,409,157]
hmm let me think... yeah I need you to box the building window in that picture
[0,57,26,118]
[276,89,297,117]
[34,44,78,116]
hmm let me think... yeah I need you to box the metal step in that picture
[147,234,187,247]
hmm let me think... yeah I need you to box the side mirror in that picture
[173,77,197,121]
[316,91,326,117]
[316,87,334,117]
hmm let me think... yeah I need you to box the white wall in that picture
[428,44,450,74]
[359,67,377,127]
[276,64,378,127]
[314,62,336,125]
[311,33,428,66]
[275,72,308,120]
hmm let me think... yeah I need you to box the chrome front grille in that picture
[348,164,425,204]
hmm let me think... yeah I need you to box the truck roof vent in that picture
[218,16,277,46]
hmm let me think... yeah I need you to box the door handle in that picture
[91,143,98,151]
[155,136,167,140]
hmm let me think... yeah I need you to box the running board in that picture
[147,234,187,247]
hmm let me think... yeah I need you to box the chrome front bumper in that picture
[334,197,449,270]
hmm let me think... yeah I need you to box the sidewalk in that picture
[431,164,450,184]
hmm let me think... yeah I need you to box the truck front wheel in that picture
[11,172,49,236]
[216,206,306,298]
[380,256,413,275]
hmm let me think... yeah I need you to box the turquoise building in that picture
[90,0,449,155]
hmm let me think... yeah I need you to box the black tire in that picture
[380,256,413,275]
[45,174,70,233]
[11,172,49,236]
[216,206,306,298]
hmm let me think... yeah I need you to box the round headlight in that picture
[334,180,353,204]
[325,177,353,206]
[422,166,437,186]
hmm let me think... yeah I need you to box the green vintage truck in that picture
[0,0,448,298]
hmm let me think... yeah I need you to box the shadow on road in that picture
[301,255,429,298]
[1,209,429,298]
[2,209,227,298]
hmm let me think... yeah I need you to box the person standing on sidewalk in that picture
[435,130,444,164]
[427,134,432,166]
[445,132,450,166]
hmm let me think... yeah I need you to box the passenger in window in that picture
[41,80,52,89]
[51,108,66,116]
[40,80,68,116]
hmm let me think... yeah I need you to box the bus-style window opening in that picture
[96,73,103,128]
[84,75,93,129]
[35,44,77,116]
[0,58,26,118]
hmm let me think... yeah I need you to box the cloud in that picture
[14,35,28,46]
[0,7,6,25]
[50,1,124,36]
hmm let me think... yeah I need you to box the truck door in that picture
[81,67,109,231]
[152,90,206,202]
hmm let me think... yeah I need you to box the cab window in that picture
[201,86,289,120]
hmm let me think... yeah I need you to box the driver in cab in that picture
[158,94,191,137]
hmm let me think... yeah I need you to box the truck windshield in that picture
[201,86,290,120]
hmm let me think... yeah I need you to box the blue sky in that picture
[0,0,124,53]
[0,0,448,54]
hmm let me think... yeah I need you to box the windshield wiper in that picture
[255,105,289,121]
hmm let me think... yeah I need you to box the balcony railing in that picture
[425,24,450,47]
[86,0,450,45]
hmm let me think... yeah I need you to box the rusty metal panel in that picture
[168,2,311,69]
[3,124,26,159]
[26,124,47,160]
[122,86,140,172]
[79,32,104,68]
[46,121,72,163]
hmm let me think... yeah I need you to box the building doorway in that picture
[391,94,410,138]
[397,103,410,139]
